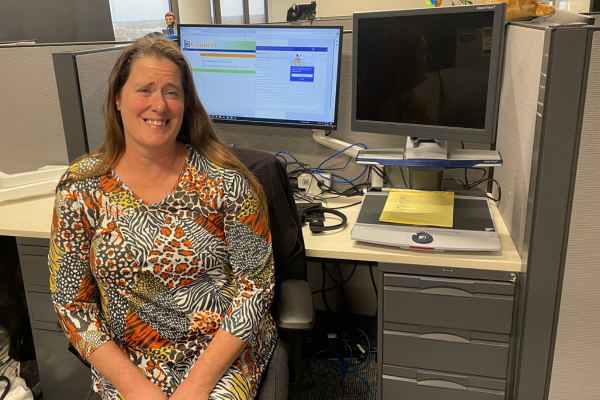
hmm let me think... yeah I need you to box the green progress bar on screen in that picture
[192,68,255,74]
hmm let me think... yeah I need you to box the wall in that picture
[494,25,545,257]
[0,0,114,43]
[0,43,117,175]
[178,0,212,24]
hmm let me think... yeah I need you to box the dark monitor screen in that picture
[352,5,505,144]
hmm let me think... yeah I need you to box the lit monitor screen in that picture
[179,25,343,129]
[353,5,505,143]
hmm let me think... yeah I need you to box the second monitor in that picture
[352,4,506,144]
[178,25,343,129]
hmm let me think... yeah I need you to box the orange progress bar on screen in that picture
[200,53,256,58]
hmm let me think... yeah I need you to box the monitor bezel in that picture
[351,4,506,144]
[178,24,344,130]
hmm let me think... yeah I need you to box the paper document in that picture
[380,190,455,228]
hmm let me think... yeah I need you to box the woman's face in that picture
[115,56,185,151]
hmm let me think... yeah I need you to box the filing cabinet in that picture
[16,237,92,400]
[378,263,518,400]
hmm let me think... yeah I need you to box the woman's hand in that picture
[169,381,210,400]
[122,381,168,400]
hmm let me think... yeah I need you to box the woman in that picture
[48,36,276,400]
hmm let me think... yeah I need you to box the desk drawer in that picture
[382,374,505,400]
[383,330,509,379]
[383,274,514,334]
[20,254,50,288]
[29,292,57,323]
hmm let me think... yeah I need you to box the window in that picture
[220,0,244,24]
[248,0,266,23]
[109,0,171,41]
[210,0,268,24]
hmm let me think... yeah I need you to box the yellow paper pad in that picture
[380,190,455,228]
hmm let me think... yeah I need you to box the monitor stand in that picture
[312,130,502,190]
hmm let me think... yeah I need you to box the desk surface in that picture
[0,193,523,273]
[301,197,524,273]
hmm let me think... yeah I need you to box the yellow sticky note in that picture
[380,190,454,228]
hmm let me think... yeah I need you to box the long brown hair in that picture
[60,35,267,211]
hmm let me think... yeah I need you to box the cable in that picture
[368,262,377,297]
[398,166,408,188]
[328,201,363,210]
[0,376,11,400]
[321,261,332,313]
[316,143,367,171]
[334,260,346,313]
[312,261,358,295]
[487,178,502,203]
[277,148,370,185]
[297,328,372,397]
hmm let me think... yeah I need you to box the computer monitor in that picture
[178,25,343,129]
[351,4,506,144]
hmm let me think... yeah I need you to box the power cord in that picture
[277,148,370,201]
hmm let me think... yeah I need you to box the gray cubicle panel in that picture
[0,42,125,175]
[547,28,600,400]
[53,46,127,161]
[492,21,600,400]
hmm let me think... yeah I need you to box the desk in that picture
[298,196,523,400]
[301,196,523,274]
[0,194,523,274]
[0,194,524,400]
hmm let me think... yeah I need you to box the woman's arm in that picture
[49,180,165,400]
[87,341,167,400]
[169,329,246,399]
[172,174,275,399]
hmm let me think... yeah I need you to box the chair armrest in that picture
[277,279,315,331]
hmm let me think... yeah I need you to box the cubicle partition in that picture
[492,20,600,400]
[0,42,126,175]
[547,29,600,400]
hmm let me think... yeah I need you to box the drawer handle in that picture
[418,332,470,343]
[420,287,473,297]
[417,379,466,390]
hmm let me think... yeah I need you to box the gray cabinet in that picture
[16,237,91,400]
[378,263,517,400]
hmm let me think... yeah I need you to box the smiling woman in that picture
[49,36,275,400]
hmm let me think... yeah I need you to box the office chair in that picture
[80,148,314,400]
[232,147,314,400]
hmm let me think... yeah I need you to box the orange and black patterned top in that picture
[49,146,277,400]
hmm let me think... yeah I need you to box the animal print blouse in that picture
[49,146,276,399]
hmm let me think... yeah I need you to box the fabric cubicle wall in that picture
[0,42,119,175]
[494,25,545,258]
[77,49,125,153]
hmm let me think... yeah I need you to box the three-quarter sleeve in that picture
[49,180,112,360]
[221,174,274,345]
